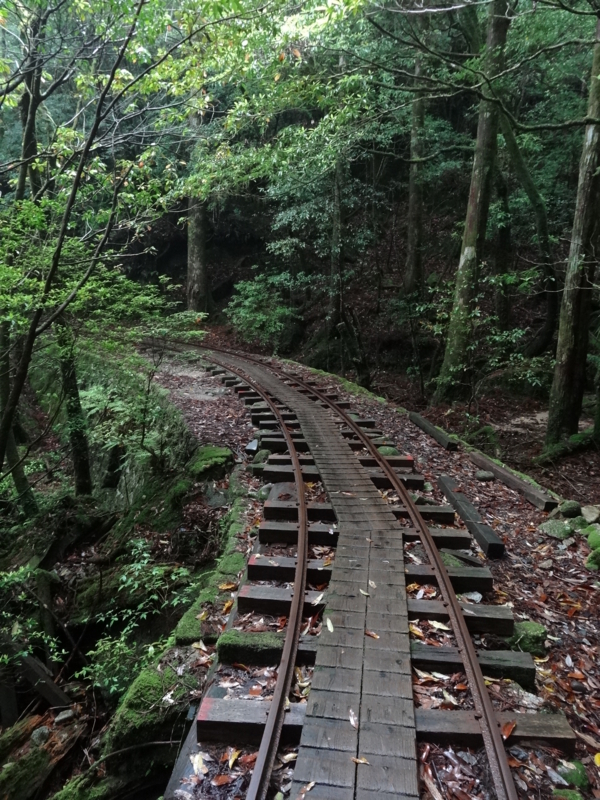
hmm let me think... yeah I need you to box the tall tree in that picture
[404,56,425,295]
[434,0,511,402]
[546,18,600,445]
[187,198,211,312]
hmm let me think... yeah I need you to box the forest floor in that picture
[156,347,600,800]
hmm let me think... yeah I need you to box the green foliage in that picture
[225,272,302,348]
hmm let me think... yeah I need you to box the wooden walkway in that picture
[223,357,419,800]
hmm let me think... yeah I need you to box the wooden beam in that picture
[470,452,558,511]
[409,412,458,450]
[437,475,505,558]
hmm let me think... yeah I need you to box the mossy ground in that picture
[508,621,547,656]
[217,630,285,665]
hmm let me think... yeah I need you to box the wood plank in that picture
[197,697,305,745]
[407,598,514,635]
[415,709,575,753]
[404,528,472,549]
[359,455,414,468]
[262,463,424,490]
[247,554,332,582]
[393,506,456,524]
[470,452,558,511]
[237,584,325,615]
[437,475,505,558]
[259,437,310,452]
[405,563,493,593]
[408,412,458,450]
[411,642,535,688]
[263,500,336,522]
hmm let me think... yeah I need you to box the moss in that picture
[557,761,589,790]
[282,360,387,403]
[51,776,124,800]
[539,520,572,540]
[252,449,271,464]
[0,742,51,800]
[441,552,464,568]
[568,516,589,532]
[508,621,547,657]
[217,630,285,665]
[174,581,218,645]
[0,718,39,763]
[104,663,190,755]
[377,446,400,456]
[552,790,584,800]
[584,524,600,548]
[217,552,245,577]
[559,500,582,518]
[187,446,234,480]
[585,548,600,570]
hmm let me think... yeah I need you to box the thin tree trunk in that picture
[434,0,511,403]
[404,58,425,295]
[493,169,511,330]
[329,158,344,331]
[499,114,557,355]
[546,19,600,446]
[56,324,92,495]
[187,198,211,313]
[0,323,38,516]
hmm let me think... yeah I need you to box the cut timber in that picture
[393,506,455,525]
[218,631,317,666]
[263,500,336,522]
[404,528,472,549]
[260,437,310,453]
[247,554,332,583]
[437,475,505,558]
[407,598,513,635]
[197,698,305,745]
[411,642,535,689]
[259,521,339,546]
[416,709,575,754]
[470,452,558,512]
[405,563,493,593]
[262,463,424,490]
[409,412,458,450]
[237,584,326,615]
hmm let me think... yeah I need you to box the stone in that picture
[539,520,572,540]
[567,516,589,532]
[538,559,553,569]
[557,760,589,790]
[377,445,400,456]
[258,483,273,501]
[54,709,75,724]
[559,500,582,519]
[584,524,600,549]
[475,470,495,482]
[252,449,272,465]
[245,439,259,455]
[508,621,547,656]
[582,506,600,524]
[585,549,600,571]
[30,726,50,747]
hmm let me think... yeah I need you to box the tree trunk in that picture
[499,114,557,355]
[187,198,211,313]
[546,19,600,446]
[56,324,92,495]
[594,362,600,446]
[404,58,425,295]
[329,158,344,331]
[493,169,511,330]
[0,323,38,516]
[434,0,511,403]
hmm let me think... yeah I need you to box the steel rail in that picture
[203,355,308,800]
[154,339,517,800]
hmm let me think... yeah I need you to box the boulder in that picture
[567,516,588,532]
[508,621,547,656]
[539,520,572,540]
[559,500,582,519]
[582,506,600,524]
[475,470,495,482]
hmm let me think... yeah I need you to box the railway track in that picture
[164,344,575,800]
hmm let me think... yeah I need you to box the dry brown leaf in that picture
[501,720,517,740]
[365,630,380,639]
[351,756,370,765]
[211,774,234,786]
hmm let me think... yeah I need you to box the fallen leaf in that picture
[280,752,297,763]
[312,593,324,606]
[595,753,600,767]
[192,640,208,651]
[429,620,451,631]
[326,618,334,632]
[410,624,425,639]
[228,749,241,769]
[369,580,377,589]
[218,582,237,591]
[211,774,235,786]
[298,781,315,796]
[351,756,370,765]
[365,630,380,639]
[195,610,209,621]
[501,720,516,740]
[222,599,233,614]
[190,753,208,776]
[349,709,358,729]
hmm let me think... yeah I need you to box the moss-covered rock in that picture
[552,790,584,800]
[377,446,400,456]
[584,524,600,549]
[559,500,582,519]
[441,552,464,568]
[252,449,271,464]
[217,630,284,665]
[0,740,51,800]
[508,621,547,656]
[585,548,600,570]
[557,760,589,790]
[567,516,589,532]
[51,776,124,800]
[188,446,234,480]
[104,663,190,755]
[539,520,572,540]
